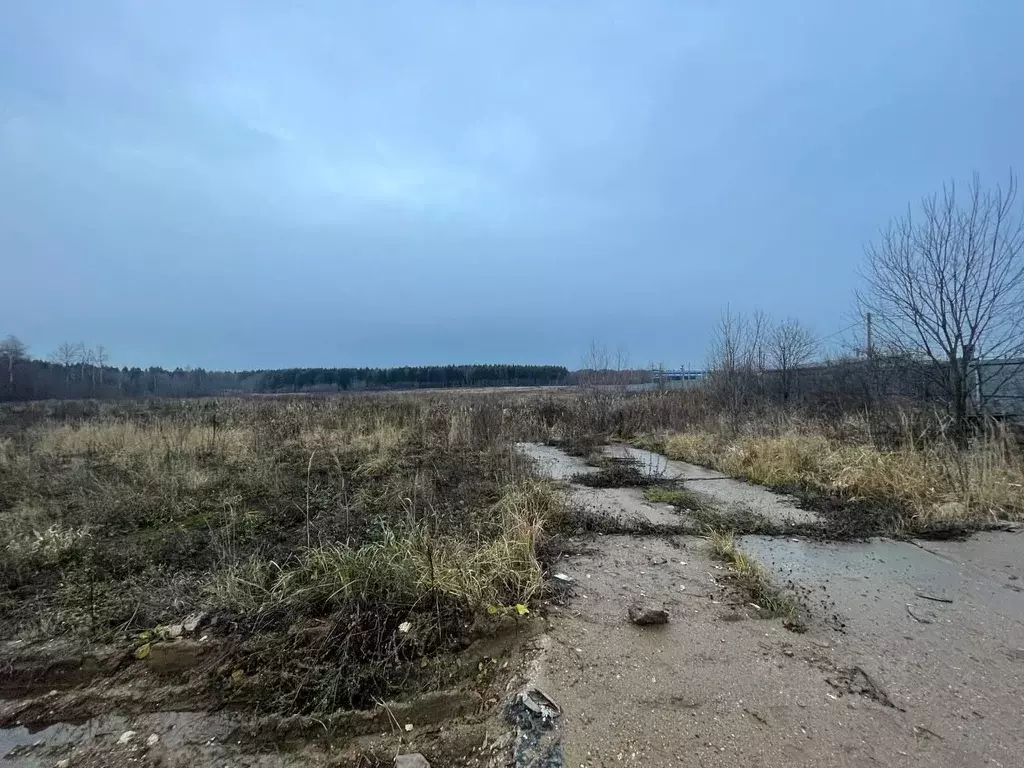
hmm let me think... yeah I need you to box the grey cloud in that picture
[1,1,1022,369]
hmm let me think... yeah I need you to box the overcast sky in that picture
[2,1,1022,370]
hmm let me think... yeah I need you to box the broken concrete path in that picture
[516,442,682,527]
[602,444,819,526]
[522,441,1024,767]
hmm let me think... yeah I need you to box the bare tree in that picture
[579,339,611,388]
[51,342,85,396]
[93,345,109,392]
[707,307,765,424]
[769,318,817,402]
[0,335,28,389]
[857,171,1024,436]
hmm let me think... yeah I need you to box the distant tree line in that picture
[0,338,569,402]
[260,364,570,392]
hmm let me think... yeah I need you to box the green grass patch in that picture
[642,485,707,509]
[705,530,800,620]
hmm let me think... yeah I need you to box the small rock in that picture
[182,611,208,633]
[146,734,160,747]
[55,760,71,768]
[395,754,430,768]
[628,601,669,626]
[117,730,137,745]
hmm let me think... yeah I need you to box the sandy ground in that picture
[526,443,1024,768]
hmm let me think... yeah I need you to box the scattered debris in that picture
[915,592,953,604]
[906,604,933,624]
[827,666,903,711]
[628,601,669,625]
[519,686,561,721]
[913,724,943,740]
[508,686,564,768]
[165,611,209,640]
[395,754,431,768]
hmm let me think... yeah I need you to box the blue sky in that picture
[1,1,1021,370]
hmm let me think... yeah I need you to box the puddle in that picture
[1,720,82,762]
[0,710,243,764]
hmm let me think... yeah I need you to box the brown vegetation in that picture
[2,385,1021,716]
[0,395,563,713]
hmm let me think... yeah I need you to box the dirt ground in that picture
[523,443,1024,768]
[5,442,1022,767]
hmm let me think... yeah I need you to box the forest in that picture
[0,338,569,401]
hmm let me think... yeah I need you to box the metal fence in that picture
[977,358,1024,423]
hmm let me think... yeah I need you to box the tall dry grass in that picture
[657,423,1024,524]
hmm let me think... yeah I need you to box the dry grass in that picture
[657,426,1024,525]
[0,394,566,712]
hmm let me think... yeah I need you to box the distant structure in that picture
[634,368,708,391]
[976,358,1024,424]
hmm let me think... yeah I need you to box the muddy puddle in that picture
[0,710,245,766]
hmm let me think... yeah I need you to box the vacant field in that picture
[0,395,565,715]
[2,389,1020,724]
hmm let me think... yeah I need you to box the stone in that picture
[394,754,430,768]
[628,601,669,626]
[117,730,136,745]
[146,639,207,675]
[146,733,160,747]
[182,611,208,633]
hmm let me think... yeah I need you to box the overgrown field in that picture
[0,395,564,713]
[2,389,1020,715]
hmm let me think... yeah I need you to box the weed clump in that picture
[643,486,707,510]
[705,530,799,619]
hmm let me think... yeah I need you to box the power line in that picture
[811,321,861,347]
